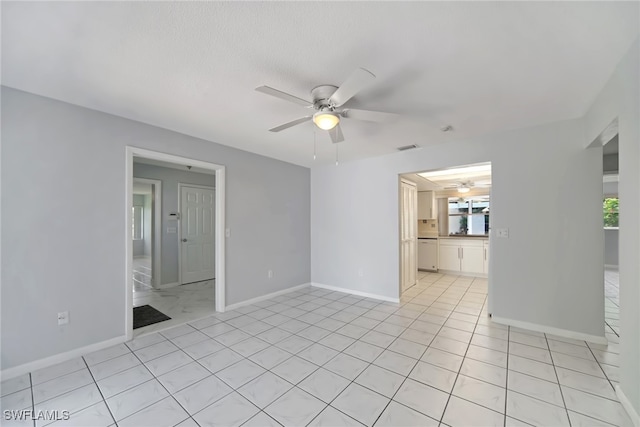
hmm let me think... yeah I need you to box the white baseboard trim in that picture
[155,282,180,290]
[616,385,640,427]
[311,282,400,303]
[225,283,311,311]
[491,316,608,345]
[0,335,125,382]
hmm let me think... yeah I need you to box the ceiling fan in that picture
[443,180,492,193]
[255,68,398,143]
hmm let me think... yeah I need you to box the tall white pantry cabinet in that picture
[400,179,417,292]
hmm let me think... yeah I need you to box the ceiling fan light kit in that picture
[313,110,340,130]
[457,186,471,193]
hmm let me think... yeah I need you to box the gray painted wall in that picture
[584,39,639,416]
[603,153,618,174]
[1,87,311,370]
[312,117,605,339]
[133,163,215,285]
[604,229,618,266]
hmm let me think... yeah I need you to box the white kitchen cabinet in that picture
[400,179,417,292]
[438,238,487,275]
[418,191,436,219]
[418,239,438,271]
[460,245,484,274]
[438,240,462,271]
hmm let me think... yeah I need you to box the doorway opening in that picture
[399,162,492,302]
[125,147,226,340]
[132,178,162,291]
[602,133,620,340]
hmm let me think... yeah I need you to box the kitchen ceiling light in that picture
[313,111,340,130]
[457,186,470,193]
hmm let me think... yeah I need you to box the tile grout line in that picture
[504,323,510,427]
[29,373,35,427]
[585,341,618,393]
[543,333,572,426]
[80,356,119,427]
[124,340,205,427]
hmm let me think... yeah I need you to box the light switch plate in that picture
[496,228,509,238]
[58,311,69,325]
[167,227,177,234]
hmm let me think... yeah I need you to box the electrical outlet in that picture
[58,311,69,326]
[225,228,230,238]
[358,269,364,277]
[268,270,273,279]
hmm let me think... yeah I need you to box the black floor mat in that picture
[133,305,171,329]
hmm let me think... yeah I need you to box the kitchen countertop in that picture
[438,235,489,239]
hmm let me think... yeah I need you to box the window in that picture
[132,206,144,240]
[604,197,619,228]
[448,197,490,235]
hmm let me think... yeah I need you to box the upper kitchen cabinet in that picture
[418,191,436,219]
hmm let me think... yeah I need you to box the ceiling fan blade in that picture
[255,86,311,107]
[328,123,345,144]
[269,116,312,132]
[342,108,399,123]
[329,68,376,107]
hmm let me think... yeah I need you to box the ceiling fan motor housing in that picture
[311,85,339,111]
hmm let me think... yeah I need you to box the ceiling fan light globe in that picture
[313,112,340,130]
[457,187,470,193]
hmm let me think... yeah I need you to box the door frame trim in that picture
[132,177,162,288]
[126,147,226,341]
[178,183,216,286]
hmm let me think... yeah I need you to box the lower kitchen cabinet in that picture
[438,238,487,275]
[461,245,484,274]
[438,243,461,271]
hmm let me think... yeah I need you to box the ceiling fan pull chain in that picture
[335,144,339,166]
[313,129,317,161]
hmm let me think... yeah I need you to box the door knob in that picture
[182,238,188,242]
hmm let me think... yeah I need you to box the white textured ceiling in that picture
[2,2,638,167]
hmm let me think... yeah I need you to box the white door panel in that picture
[181,185,215,284]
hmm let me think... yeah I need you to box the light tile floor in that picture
[1,272,631,427]
[604,267,620,337]
[133,281,215,337]
[132,257,153,292]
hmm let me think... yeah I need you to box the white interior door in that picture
[180,185,215,284]
[401,179,417,293]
